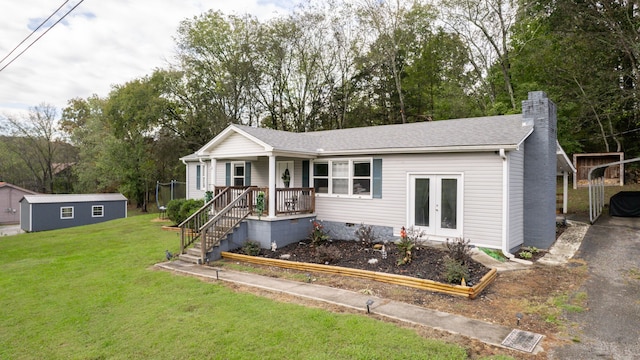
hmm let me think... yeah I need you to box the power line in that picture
[0,0,85,73]
[0,0,71,66]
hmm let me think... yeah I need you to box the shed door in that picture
[408,174,462,238]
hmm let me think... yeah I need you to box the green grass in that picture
[563,183,640,214]
[0,214,471,360]
[479,248,506,262]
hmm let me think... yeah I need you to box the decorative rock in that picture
[279,254,291,260]
[368,258,379,264]
[373,244,383,250]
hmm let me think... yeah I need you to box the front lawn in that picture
[0,214,470,360]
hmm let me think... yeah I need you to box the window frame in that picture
[232,162,245,187]
[196,163,207,191]
[92,205,104,218]
[60,206,74,219]
[312,158,373,198]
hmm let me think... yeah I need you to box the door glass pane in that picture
[414,178,430,227]
[440,178,457,229]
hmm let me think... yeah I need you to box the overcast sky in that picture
[0,0,297,118]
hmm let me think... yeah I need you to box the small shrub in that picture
[518,246,539,259]
[166,199,186,224]
[309,220,330,246]
[355,223,376,246]
[442,256,470,284]
[445,238,472,264]
[178,199,205,224]
[313,245,341,264]
[518,250,533,259]
[242,240,261,256]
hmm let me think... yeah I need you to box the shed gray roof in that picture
[21,193,127,204]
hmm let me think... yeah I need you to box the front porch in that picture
[178,186,315,264]
[215,186,315,217]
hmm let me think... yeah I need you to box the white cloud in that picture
[0,0,297,117]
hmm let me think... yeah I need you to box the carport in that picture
[588,157,640,223]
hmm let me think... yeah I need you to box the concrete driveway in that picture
[550,214,640,359]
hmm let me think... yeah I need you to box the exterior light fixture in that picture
[366,299,374,314]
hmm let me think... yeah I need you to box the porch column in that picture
[268,154,276,218]
[210,158,217,190]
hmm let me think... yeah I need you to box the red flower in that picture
[400,226,407,239]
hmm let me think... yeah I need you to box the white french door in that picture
[408,174,462,238]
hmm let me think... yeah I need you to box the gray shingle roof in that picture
[233,114,531,154]
[21,193,127,204]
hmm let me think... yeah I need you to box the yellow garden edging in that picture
[221,251,497,299]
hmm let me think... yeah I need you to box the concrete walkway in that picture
[156,220,588,355]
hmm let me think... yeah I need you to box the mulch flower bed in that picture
[230,239,490,286]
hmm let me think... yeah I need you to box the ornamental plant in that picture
[355,223,376,246]
[397,226,424,265]
[396,226,414,265]
[256,191,265,219]
[309,220,330,246]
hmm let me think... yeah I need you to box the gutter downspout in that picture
[499,149,531,264]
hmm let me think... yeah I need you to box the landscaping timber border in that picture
[221,251,497,299]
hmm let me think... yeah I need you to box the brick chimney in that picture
[522,91,557,249]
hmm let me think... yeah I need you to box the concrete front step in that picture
[178,253,201,264]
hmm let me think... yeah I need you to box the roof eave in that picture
[316,144,522,156]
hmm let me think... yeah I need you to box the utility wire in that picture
[0,0,71,66]
[0,0,85,73]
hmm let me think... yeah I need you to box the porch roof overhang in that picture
[556,141,576,175]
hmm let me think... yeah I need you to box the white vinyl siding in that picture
[186,161,206,200]
[507,147,525,250]
[313,152,504,248]
[213,158,299,188]
[211,132,265,157]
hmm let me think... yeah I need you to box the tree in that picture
[174,11,260,130]
[102,75,172,210]
[357,0,425,124]
[0,104,67,193]
[510,0,640,156]
[403,30,482,120]
[440,0,519,111]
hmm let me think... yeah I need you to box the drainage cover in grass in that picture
[501,329,544,353]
